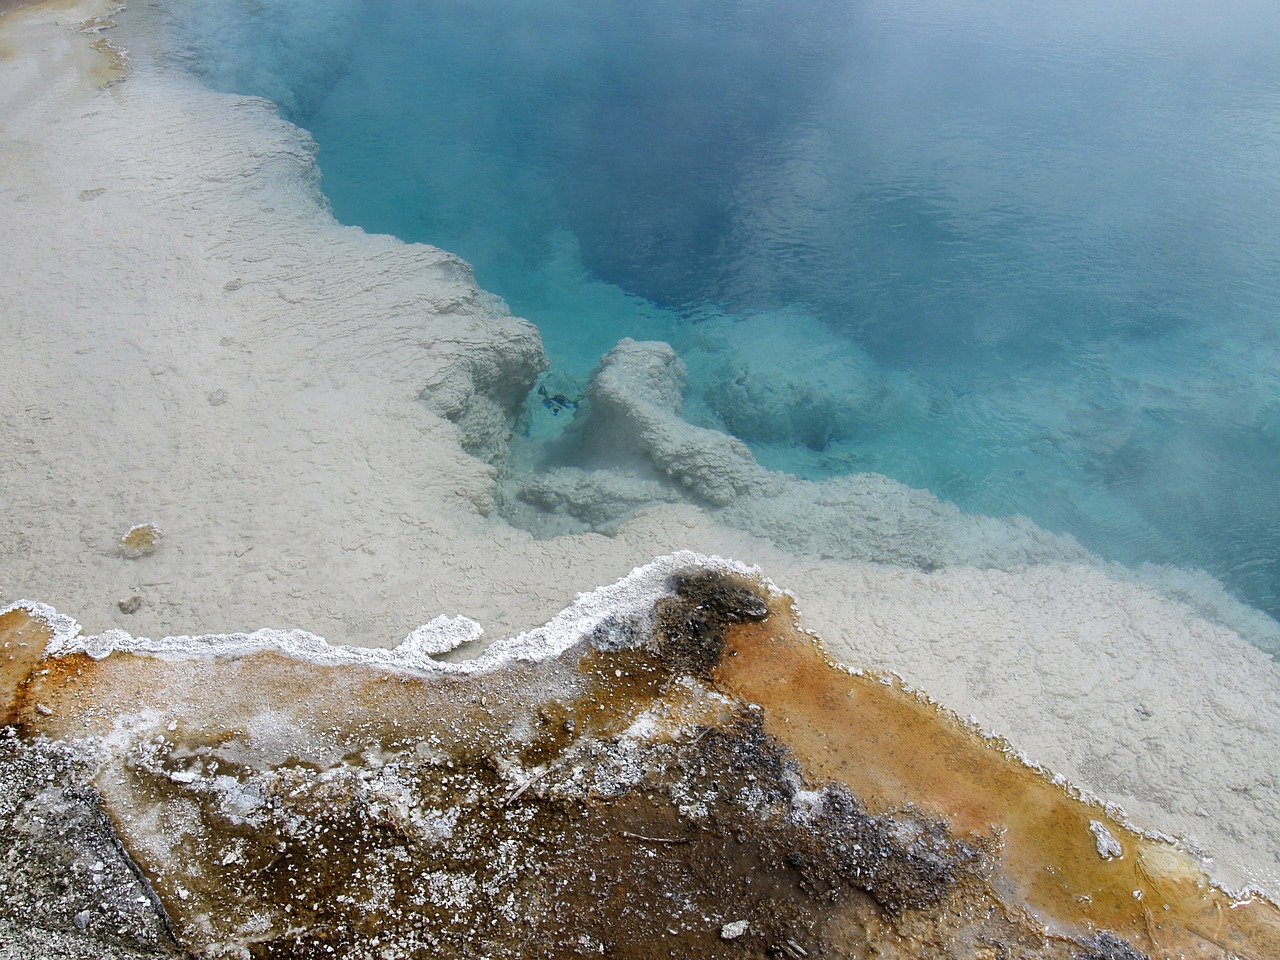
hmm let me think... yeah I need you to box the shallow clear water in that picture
[158,0,1280,620]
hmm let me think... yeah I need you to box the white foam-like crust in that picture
[1089,819,1124,861]
[1,601,83,648]
[399,615,485,657]
[27,553,761,675]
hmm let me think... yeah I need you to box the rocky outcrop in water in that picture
[505,338,1090,570]
[417,314,548,467]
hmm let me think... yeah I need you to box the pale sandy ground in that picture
[2,0,1278,893]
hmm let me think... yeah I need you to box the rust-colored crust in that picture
[3,571,1278,959]
[0,606,54,726]
[715,597,1280,959]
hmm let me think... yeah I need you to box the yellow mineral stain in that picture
[119,521,162,558]
[715,594,1280,959]
[0,0,128,87]
[0,607,53,726]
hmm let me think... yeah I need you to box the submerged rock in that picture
[417,306,549,467]
[571,338,784,506]
[504,337,1089,573]
[1,563,1277,958]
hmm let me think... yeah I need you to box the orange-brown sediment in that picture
[716,598,1280,959]
[3,569,1278,959]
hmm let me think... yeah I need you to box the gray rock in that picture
[0,730,179,959]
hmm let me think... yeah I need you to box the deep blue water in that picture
[156,0,1280,621]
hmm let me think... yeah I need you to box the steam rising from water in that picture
[143,0,1280,623]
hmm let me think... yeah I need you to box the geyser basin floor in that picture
[2,0,1280,908]
[5,565,1279,959]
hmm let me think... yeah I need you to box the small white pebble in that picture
[1088,820,1123,861]
[720,920,748,940]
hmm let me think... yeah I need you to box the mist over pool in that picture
[156,0,1280,624]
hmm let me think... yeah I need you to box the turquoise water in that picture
[156,0,1280,621]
